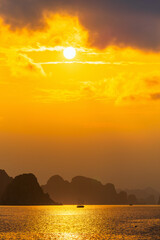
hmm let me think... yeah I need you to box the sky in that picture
[0,0,160,190]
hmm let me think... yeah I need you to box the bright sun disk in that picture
[63,47,76,60]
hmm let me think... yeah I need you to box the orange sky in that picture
[0,13,160,189]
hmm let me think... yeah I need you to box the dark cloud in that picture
[123,95,137,102]
[0,0,160,50]
[150,92,160,100]
[145,77,160,87]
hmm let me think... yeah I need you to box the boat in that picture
[77,205,84,208]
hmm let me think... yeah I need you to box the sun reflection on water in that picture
[0,205,160,240]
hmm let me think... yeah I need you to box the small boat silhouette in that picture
[77,205,84,208]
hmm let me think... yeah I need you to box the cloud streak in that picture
[37,61,123,65]
[0,0,160,50]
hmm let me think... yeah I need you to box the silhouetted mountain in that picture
[1,170,157,205]
[103,183,117,204]
[117,191,128,204]
[42,175,70,203]
[144,187,160,200]
[118,187,160,205]
[128,194,138,205]
[42,175,137,205]
[0,173,56,205]
[158,197,160,205]
[70,176,104,204]
[0,169,13,199]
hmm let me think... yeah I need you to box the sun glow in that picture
[63,47,76,59]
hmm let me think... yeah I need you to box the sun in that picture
[63,47,76,60]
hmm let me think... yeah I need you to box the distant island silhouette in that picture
[0,169,159,205]
[0,171,56,205]
[42,175,130,205]
[117,187,160,205]
[42,175,159,205]
[0,169,13,200]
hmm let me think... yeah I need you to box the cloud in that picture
[6,53,45,77]
[145,76,160,87]
[0,0,160,50]
[38,61,121,65]
[150,92,160,101]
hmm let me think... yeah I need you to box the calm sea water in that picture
[0,205,160,240]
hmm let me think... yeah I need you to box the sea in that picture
[0,205,160,239]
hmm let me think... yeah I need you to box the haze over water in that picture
[0,205,160,240]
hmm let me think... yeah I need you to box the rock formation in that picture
[1,173,55,205]
[42,175,132,205]
[0,169,13,199]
